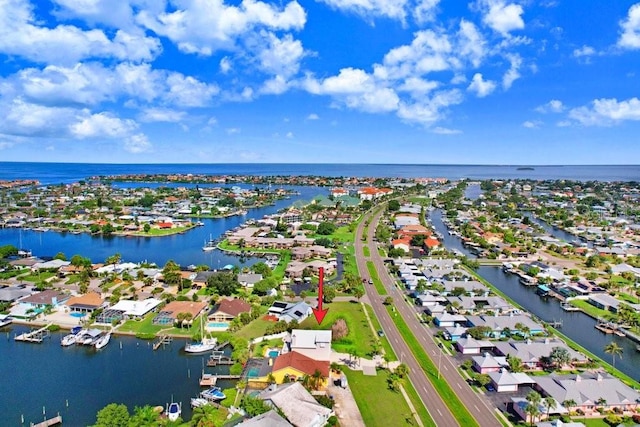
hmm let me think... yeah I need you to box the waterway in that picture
[428,210,640,381]
[0,325,235,425]
[0,184,324,268]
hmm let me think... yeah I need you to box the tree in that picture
[241,395,271,417]
[93,403,130,427]
[190,404,218,427]
[549,347,571,370]
[562,399,577,413]
[525,391,542,426]
[507,355,524,373]
[395,363,410,379]
[604,341,623,369]
[475,374,491,387]
[467,325,492,340]
[383,296,393,305]
[353,287,364,301]
[387,200,400,211]
[543,396,556,420]
[252,262,272,277]
[105,253,122,267]
[54,252,67,261]
[206,271,239,296]
[129,405,162,427]
[323,286,336,303]
[317,221,337,235]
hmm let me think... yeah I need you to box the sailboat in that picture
[184,317,217,354]
[202,234,216,252]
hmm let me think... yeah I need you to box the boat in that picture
[200,386,226,401]
[95,332,111,349]
[202,234,216,252]
[190,397,210,408]
[185,318,217,353]
[166,401,181,422]
[61,333,78,346]
[0,314,13,328]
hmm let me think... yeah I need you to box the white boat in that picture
[190,397,209,408]
[167,401,181,422]
[200,386,226,401]
[94,333,111,349]
[0,314,13,328]
[61,333,78,346]
[185,337,217,354]
[202,234,216,251]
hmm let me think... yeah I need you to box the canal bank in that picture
[428,209,640,383]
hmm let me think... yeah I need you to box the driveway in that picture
[327,382,365,427]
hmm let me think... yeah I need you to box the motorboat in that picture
[166,401,181,422]
[94,332,111,349]
[0,314,13,328]
[61,333,78,346]
[200,387,226,401]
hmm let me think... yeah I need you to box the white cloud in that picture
[165,74,220,107]
[0,0,161,65]
[467,73,496,97]
[226,127,241,134]
[136,0,306,55]
[306,113,319,120]
[139,108,186,123]
[458,20,486,67]
[433,126,461,134]
[502,53,521,89]
[397,89,463,126]
[70,111,138,138]
[480,0,525,36]
[318,0,409,21]
[286,131,294,138]
[535,99,564,113]
[522,120,541,128]
[618,3,640,49]
[573,45,595,58]
[258,33,305,77]
[569,97,640,126]
[124,133,152,153]
[220,57,232,74]
[413,0,440,24]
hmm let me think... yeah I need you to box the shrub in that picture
[331,318,349,341]
[604,414,622,426]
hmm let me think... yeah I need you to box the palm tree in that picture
[395,363,410,379]
[191,404,218,427]
[596,397,607,409]
[543,397,556,420]
[311,368,326,390]
[130,405,162,427]
[562,399,577,413]
[524,402,541,427]
[604,341,623,368]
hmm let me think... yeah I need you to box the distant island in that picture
[516,166,535,170]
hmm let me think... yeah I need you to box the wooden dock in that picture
[200,373,217,386]
[31,415,62,427]
[153,335,172,350]
[206,357,233,367]
[15,323,53,343]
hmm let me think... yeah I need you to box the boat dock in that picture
[15,323,53,343]
[31,415,62,427]
[595,322,625,336]
[200,373,217,386]
[153,335,173,350]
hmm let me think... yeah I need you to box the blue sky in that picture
[1,0,640,164]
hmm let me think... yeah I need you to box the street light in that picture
[437,342,443,379]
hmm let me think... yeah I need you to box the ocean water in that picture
[1,162,639,184]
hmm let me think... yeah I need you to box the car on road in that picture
[377,330,385,337]
[486,384,495,392]
[368,279,373,284]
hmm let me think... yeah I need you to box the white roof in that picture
[109,298,162,316]
[290,329,332,349]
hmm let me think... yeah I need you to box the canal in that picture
[429,209,640,381]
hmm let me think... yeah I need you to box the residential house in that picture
[268,301,312,323]
[18,289,69,309]
[270,351,330,387]
[208,298,252,324]
[434,313,467,328]
[534,372,640,413]
[443,325,468,342]
[442,280,488,295]
[465,315,545,338]
[488,369,535,392]
[472,353,508,374]
[238,410,293,427]
[238,273,263,289]
[0,285,33,303]
[493,339,588,370]
[65,292,105,315]
[153,301,208,325]
[284,329,332,361]
[455,336,494,355]
[96,298,163,324]
[587,294,621,313]
[511,397,568,424]
[258,382,333,427]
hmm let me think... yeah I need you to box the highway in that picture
[355,208,502,427]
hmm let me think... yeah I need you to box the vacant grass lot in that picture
[299,301,377,356]
[343,367,435,427]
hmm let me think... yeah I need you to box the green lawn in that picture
[363,246,370,257]
[364,304,396,360]
[341,246,359,278]
[310,225,354,243]
[235,317,275,341]
[569,299,611,320]
[299,301,377,356]
[20,271,56,282]
[343,367,435,427]
[118,312,201,337]
[129,225,194,236]
[386,306,480,427]
[617,292,640,305]
[367,261,387,295]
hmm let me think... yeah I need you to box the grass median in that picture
[367,261,387,295]
[385,305,480,427]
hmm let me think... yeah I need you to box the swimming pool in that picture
[70,312,86,318]
[207,322,230,329]
[268,350,280,358]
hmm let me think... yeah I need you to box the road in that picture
[355,208,502,427]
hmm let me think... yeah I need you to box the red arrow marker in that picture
[312,267,329,325]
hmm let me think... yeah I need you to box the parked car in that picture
[377,330,385,337]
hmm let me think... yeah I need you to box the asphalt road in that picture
[355,209,502,427]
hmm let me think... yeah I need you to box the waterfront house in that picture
[208,298,252,324]
[97,298,163,324]
[152,300,208,325]
[0,285,33,303]
[587,293,622,313]
[455,336,494,355]
[442,280,488,296]
[65,292,105,315]
[488,369,535,392]
[258,382,333,427]
[19,289,70,309]
[284,329,332,361]
[269,351,330,387]
[472,353,508,374]
[493,339,588,370]
[465,315,545,338]
[534,372,640,413]
[445,295,512,314]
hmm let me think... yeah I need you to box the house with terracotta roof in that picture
[270,351,330,387]
[65,292,105,315]
[392,237,411,253]
[208,298,252,323]
[153,301,208,325]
